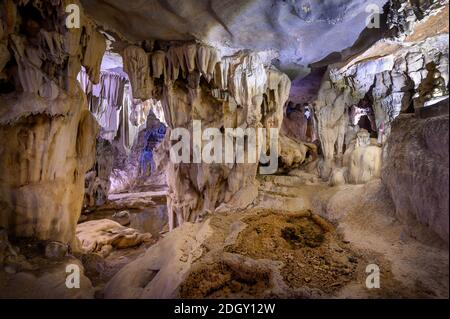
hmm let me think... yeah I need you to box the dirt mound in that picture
[179,211,369,297]
[226,211,364,294]
[179,258,272,299]
[280,216,325,248]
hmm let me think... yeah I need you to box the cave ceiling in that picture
[81,0,389,78]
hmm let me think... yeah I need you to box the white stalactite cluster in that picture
[77,68,153,150]
[121,43,291,229]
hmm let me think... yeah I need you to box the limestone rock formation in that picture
[311,2,448,185]
[341,130,382,184]
[0,0,106,244]
[80,0,388,76]
[120,43,291,229]
[76,219,152,254]
[0,91,98,243]
[104,220,212,299]
[313,81,355,179]
[279,134,317,171]
[108,107,167,194]
[0,228,95,298]
[84,138,114,209]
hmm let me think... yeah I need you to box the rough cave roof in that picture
[81,0,388,72]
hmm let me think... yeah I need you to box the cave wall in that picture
[312,1,448,185]
[0,0,105,243]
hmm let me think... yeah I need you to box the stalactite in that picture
[121,42,292,229]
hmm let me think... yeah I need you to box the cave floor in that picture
[95,177,449,299]
[1,179,447,299]
[175,209,447,299]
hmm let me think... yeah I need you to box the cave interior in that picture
[0,0,449,299]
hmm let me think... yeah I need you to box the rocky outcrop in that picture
[282,101,317,143]
[387,0,448,40]
[79,65,167,197]
[278,134,317,172]
[342,130,382,184]
[313,81,355,180]
[104,220,212,299]
[76,219,152,254]
[382,114,449,245]
[0,0,105,243]
[0,92,97,243]
[81,0,388,79]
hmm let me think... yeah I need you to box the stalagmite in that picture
[0,0,106,244]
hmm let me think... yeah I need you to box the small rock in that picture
[45,241,68,260]
[112,211,131,226]
[304,277,311,283]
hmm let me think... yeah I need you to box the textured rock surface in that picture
[0,0,105,243]
[341,130,382,184]
[84,138,114,209]
[105,180,449,298]
[81,0,388,75]
[0,257,95,299]
[0,0,448,300]
[278,134,317,171]
[109,108,167,194]
[0,91,97,243]
[0,229,95,298]
[104,221,212,299]
[311,2,448,183]
[76,219,152,253]
[382,114,449,244]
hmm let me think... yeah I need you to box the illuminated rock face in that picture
[0,0,105,243]
[121,44,291,228]
[0,92,97,243]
